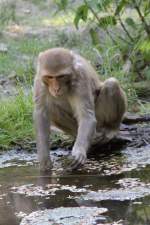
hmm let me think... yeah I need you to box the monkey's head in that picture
[38,48,74,97]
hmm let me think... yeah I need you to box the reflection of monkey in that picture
[33,48,127,171]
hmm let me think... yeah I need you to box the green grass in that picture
[0,37,55,83]
[0,0,17,26]
[0,33,96,82]
[0,90,33,149]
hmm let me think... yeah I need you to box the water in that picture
[0,145,150,225]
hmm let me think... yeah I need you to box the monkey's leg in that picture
[95,77,126,144]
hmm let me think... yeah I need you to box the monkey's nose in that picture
[54,87,61,96]
[55,87,60,93]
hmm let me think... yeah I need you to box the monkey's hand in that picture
[70,147,87,170]
[92,131,105,145]
[39,158,52,172]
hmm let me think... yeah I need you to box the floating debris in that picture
[11,184,53,197]
[0,150,37,168]
[15,211,27,219]
[84,145,150,176]
[80,179,150,201]
[11,183,88,197]
[0,193,6,200]
[117,178,143,188]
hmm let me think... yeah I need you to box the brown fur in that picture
[33,48,127,171]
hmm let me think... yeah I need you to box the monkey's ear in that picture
[37,52,45,75]
[38,52,44,62]
[72,55,83,72]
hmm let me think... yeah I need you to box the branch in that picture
[118,16,134,42]
[105,28,118,45]
[84,0,117,45]
[133,0,150,37]
[111,30,131,45]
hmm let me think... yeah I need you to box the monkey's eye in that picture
[58,75,66,79]
[42,77,49,85]
[58,74,71,80]
[42,79,48,85]
[45,76,53,79]
[42,76,53,83]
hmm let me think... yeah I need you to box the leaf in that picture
[143,1,150,16]
[125,17,136,28]
[97,0,112,10]
[138,39,150,60]
[98,16,117,28]
[144,67,150,80]
[55,0,68,10]
[89,28,99,46]
[86,0,98,9]
[138,39,150,53]
[115,0,128,15]
[74,4,88,29]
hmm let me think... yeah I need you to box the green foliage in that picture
[54,0,150,82]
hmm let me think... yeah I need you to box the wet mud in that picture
[1,130,150,224]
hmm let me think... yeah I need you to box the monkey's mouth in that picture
[50,91,63,98]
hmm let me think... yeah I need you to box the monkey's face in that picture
[42,74,71,97]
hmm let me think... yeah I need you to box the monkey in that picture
[33,47,127,171]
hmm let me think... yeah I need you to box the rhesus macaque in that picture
[33,48,127,171]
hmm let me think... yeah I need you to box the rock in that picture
[0,78,7,85]
[123,59,132,74]
[8,72,17,80]
[0,43,8,53]
[123,112,150,124]
[23,9,31,14]
[20,207,107,225]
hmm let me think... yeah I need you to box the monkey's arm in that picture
[69,92,97,168]
[33,79,52,171]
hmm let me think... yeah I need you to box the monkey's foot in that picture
[39,159,53,172]
[92,129,118,146]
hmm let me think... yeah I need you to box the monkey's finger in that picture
[65,155,78,170]
[71,161,82,170]
[70,158,81,169]
[69,156,81,169]
[80,157,86,165]
[70,155,85,170]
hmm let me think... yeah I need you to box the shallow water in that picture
[1,145,150,225]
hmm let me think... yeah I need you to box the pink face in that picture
[42,73,71,97]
